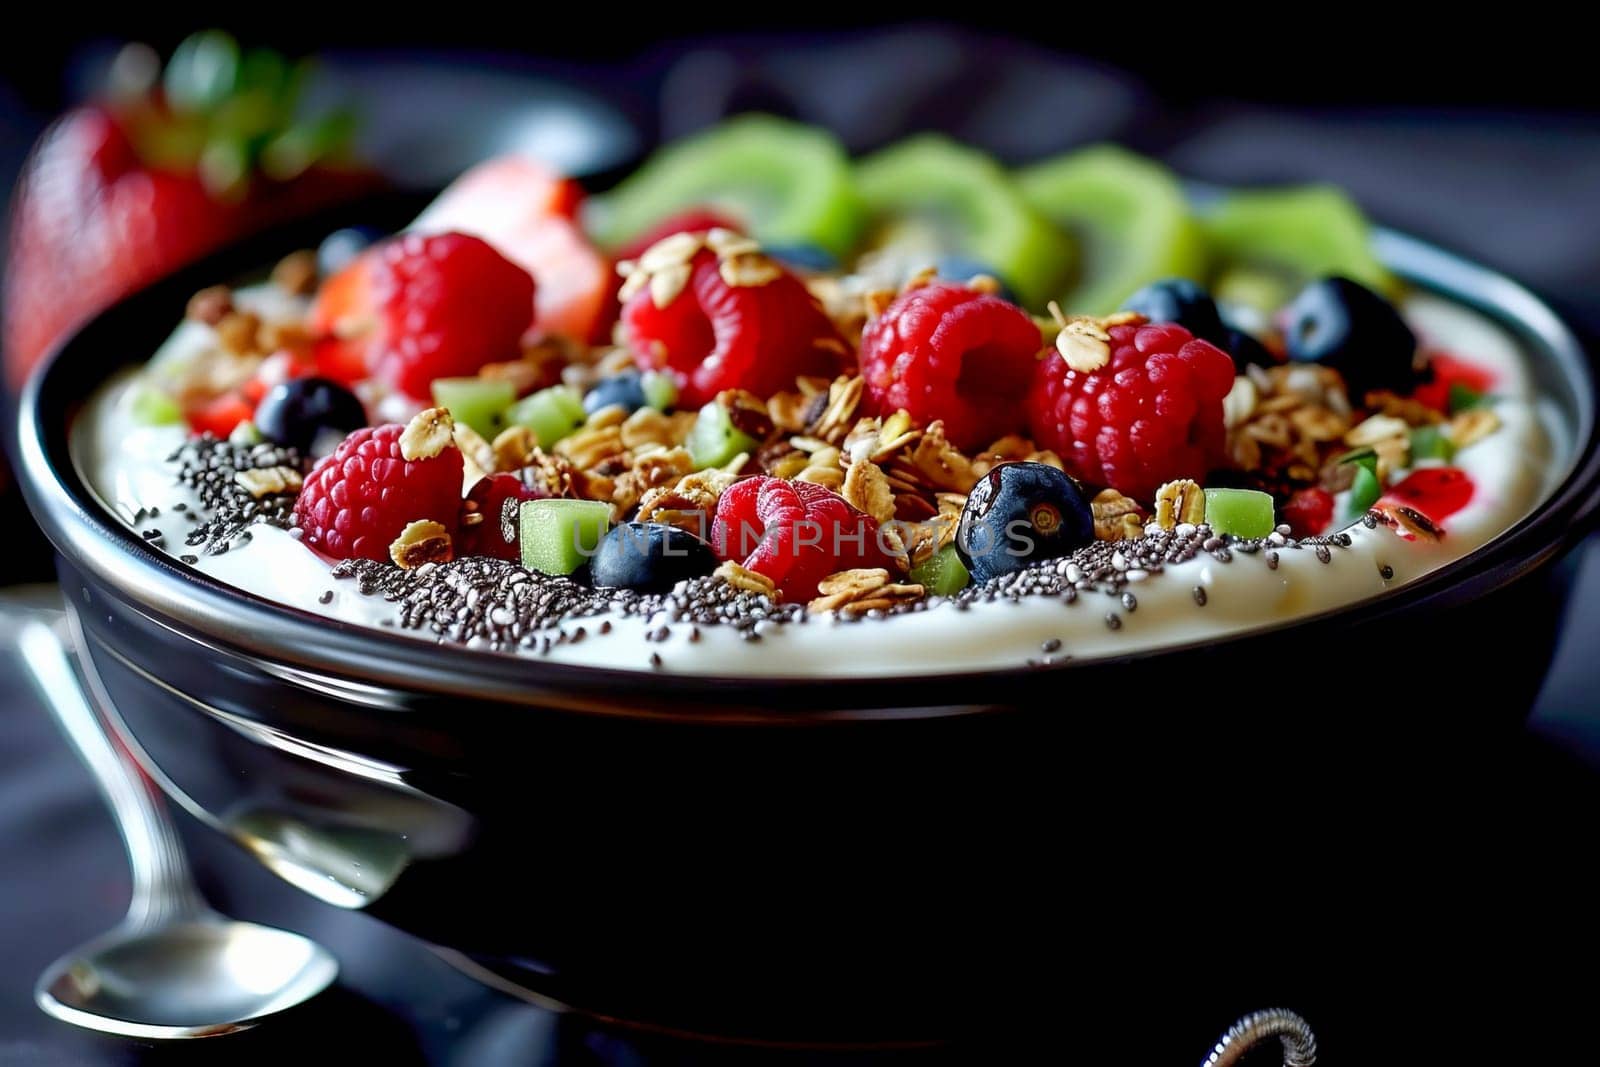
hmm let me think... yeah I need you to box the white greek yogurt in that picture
[73,290,1561,677]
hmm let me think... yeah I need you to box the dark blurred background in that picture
[3,16,1600,1065]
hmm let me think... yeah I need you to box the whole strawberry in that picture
[1027,319,1235,501]
[3,32,373,391]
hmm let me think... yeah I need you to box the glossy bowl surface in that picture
[11,202,1600,1046]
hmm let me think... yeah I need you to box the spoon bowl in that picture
[35,916,338,1039]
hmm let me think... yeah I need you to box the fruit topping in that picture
[1202,186,1395,307]
[710,476,888,602]
[1382,467,1473,525]
[308,231,535,401]
[1409,424,1457,463]
[583,371,649,417]
[1412,353,1495,414]
[1027,318,1235,501]
[1119,278,1228,345]
[431,377,516,440]
[859,281,1042,451]
[295,415,465,562]
[459,473,544,561]
[506,385,587,448]
[908,543,971,596]
[410,156,611,342]
[686,397,761,470]
[1345,465,1383,521]
[130,384,184,427]
[1019,146,1205,315]
[255,377,367,453]
[591,116,862,260]
[1201,488,1276,539]
[590,522,719,593]
[855,134,1069,309]
[519,498,612,576]
[1282,487,1335,538]
[620,233,846,408]
[955,461,1094,583]
[615,209,743,263]
[1282,276,1418,397]
[640,370,679,412]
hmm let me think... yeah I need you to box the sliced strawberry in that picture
[186,393,255,439]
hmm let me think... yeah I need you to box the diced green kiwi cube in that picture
[519,499,612,576]
[1203,488,1276,539]
[228,420,263,445]
[432,377,516,439]
[909,544,970,597]
[686,400,759,470]
[1201,185,1397,299]
[129,383,184,427]
[640,370,678,412]
[1345,466,1383,521]
[506,386,586,448]
[1410,425,1456,462]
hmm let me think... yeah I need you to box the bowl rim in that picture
[12,213,1600,719]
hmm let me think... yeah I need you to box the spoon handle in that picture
[17,613,206,927]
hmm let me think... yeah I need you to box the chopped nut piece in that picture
[1344,413,1411,448]
[399,408,456,461]
[1244,412,1294,450]
[718,252,783,289]
[491,425,539,472]
[1153,479,1206,529]
[556,424,625,471]
[807,568,924,616]
[389,520,454,569]
[620,407,675,451]
[637,468,735,535]
[215,310,263,357]
[638,230,704,272]
[187,285,233,326]
[649,263,692,308]
[1091,488,1145,542]
[1365,389,1445,426]
[768,390,812,433]
[1449,407,1501,449]
[271,250,319,296]
[1289,405,1350,443]
[234,466,303,498]
[841,459,896,524]
[715,561,779,600]
[523,449,577,498]
[453,422,495,481]
[894,420,978,493]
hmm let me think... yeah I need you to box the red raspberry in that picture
[621,244,845,409]
[458,473,545,560]
[1282,487,1335,538]
[710,477,889,602]
[616,209,742,262]
[860,282,1041,451]
[308,232,535,401]
[295,423,465,562]
[1026,321,1235,501]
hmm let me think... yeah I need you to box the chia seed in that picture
[1120,592,1137,612]
[1193,586,1207,606]
[180,555,198,565]
[1379,564,1395,580]
[318,590,334,605]
[1105,612,1121,630]
[1041,637,1062,654]
[167,435,305,554]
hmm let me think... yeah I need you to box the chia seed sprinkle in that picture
[1121,592,1137,612]
[1193,586,1207,606]
[318,590,334,605]
[179,554,198,565]
[1041,637,1062,654]
[1379,564,1395,580]
[1105,612,1122,630]
[167,435,305,554]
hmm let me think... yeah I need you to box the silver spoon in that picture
[15,613,338,1039]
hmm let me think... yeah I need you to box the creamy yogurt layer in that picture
[74,290,1555,677]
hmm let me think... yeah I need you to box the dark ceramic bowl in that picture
[10,201,1600,1048]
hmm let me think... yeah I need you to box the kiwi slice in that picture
[1203,488,1276,539]
[506,386,586,449]
[854,135,1071,309]
[589,115,862,259]
[909,544,970,597]
[1017,145,1207,316]
[686,400,759,470]
[1202,186,1396,312]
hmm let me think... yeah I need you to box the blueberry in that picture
[955,462,1094,584]
[1221,328,1276,372]
[934,255,1017,303]
[1283,276,1417,396]
[317,226,384,276]
[590,522,717,593]
[766,243,838,273]
[255,378,367,454]
[1120,278,1227,346]
[583,371,648,417]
